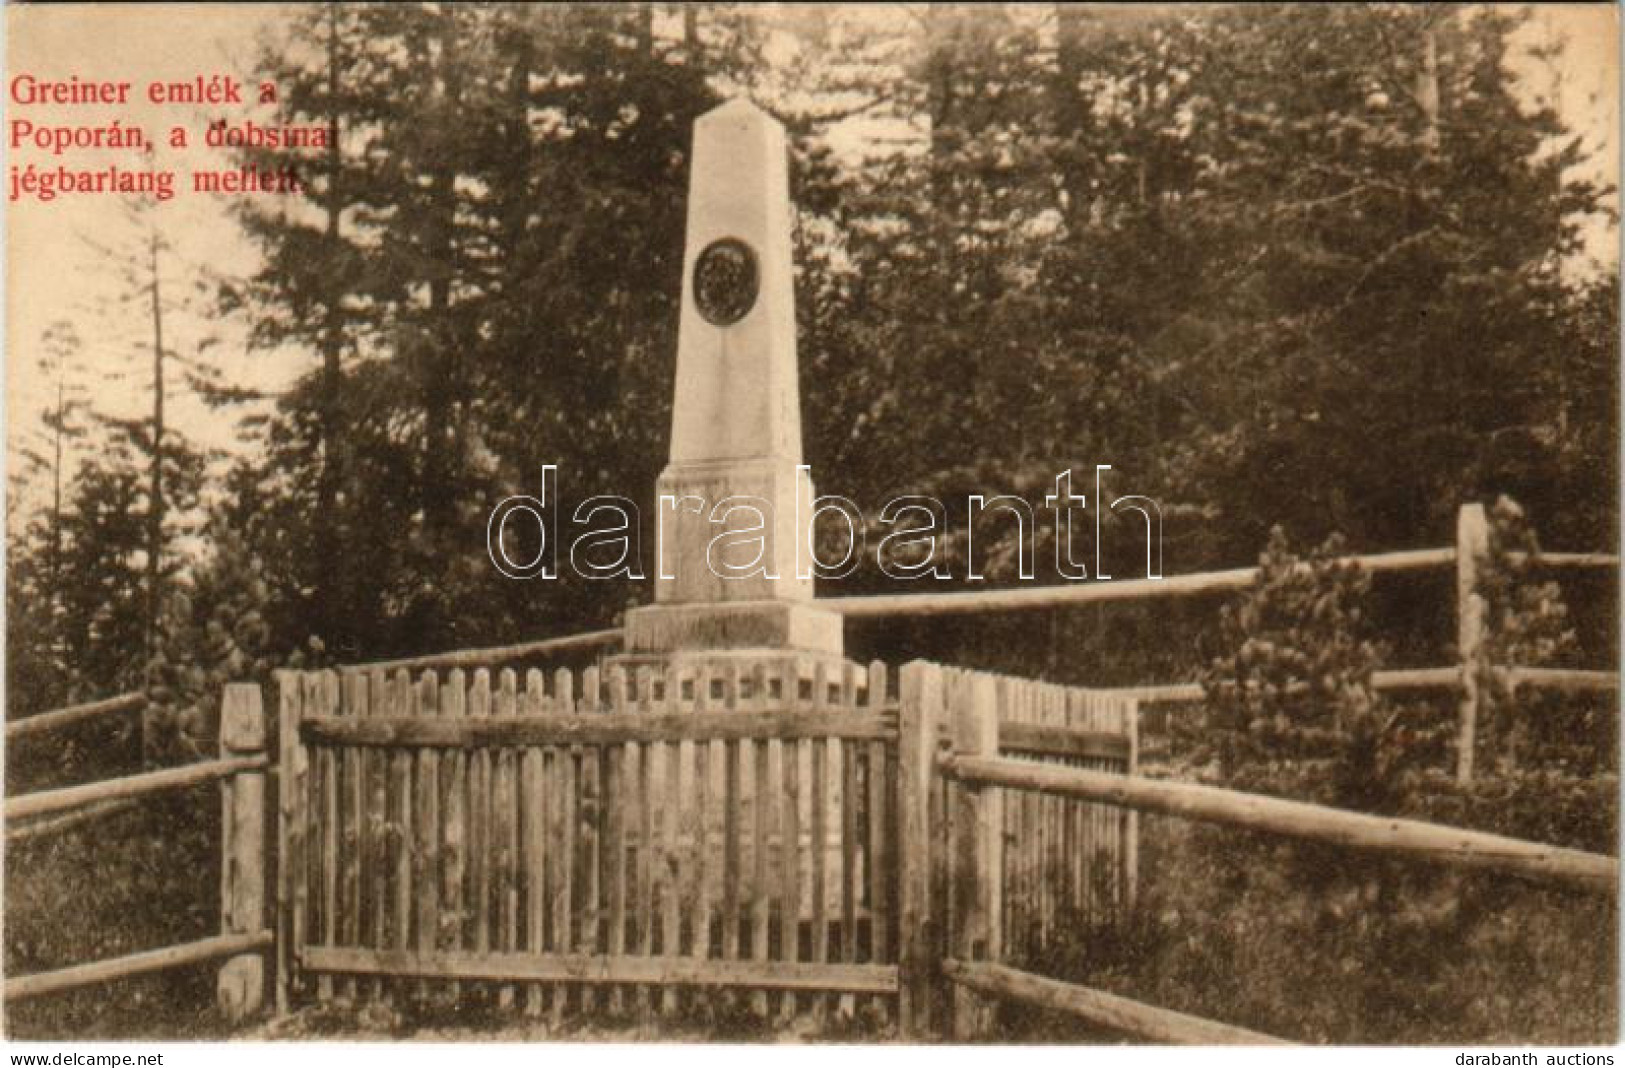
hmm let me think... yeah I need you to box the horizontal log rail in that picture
[301,708,897,748]
[941,755,1616,895]
[1102,665,1618,705]
[6,930,273,1001]
[999,721,1131,761]
[1510,551,1619,569]
[943,960,1290,1045]
[828,543,1612,621]
[303,946,898,994]
[1104,668,1460,705]
[827,547,1456,618]
[1105,682,1206,703]
[7,692,144,741]
[1377,666,1465,689]
[343,628,623,674]
[5,754,269,823]
[1505,667,1618,693]
[6,797,142,844]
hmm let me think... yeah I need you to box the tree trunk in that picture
[924,4,962,213]
[50,378,63,593]
[1416,23,1440,152]
[314,0,346,649]
[1054,2,1091,233]
[419,13,464,624]
[144,226,165,760]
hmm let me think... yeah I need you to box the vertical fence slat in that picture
[520,668,546,1016]
[488,670,515,1008]
[386,670,412,1005]
[747,662,771,1016]
[866,661,892,1025]
[655,665,679,1015]
[866,661,890,962]
[605,667,629,1014]
[546,719,570,1024]
[412,672,438,1002]
[1065,690,1084,920]
[468,669,492,991]
[1075,690,1092,923]
[311,672,336,1002]
[1121,695,1139,909]
[838,665,860,1021]
[1020,678,1037,954]
[674,664,697,1016]
[347,672,371,1003]
[691,665,712,971]
[494,666,520,1007]
[551,670,578,1013]
[437,670,465,1002]
[1042,684,1059,946]
[440,672,467,954]
[275,673,300,1012]
[633,668,655,1016]
[777,663,802,1024]
[337,672,362,1003]
[721,665,742,975]
[365,671,388,1001]
[583,667,606,1013]
[806,660,830,1023]
[218,683,266,1022]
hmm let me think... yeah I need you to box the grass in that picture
[5,789,226,1039]
[993,811,1616,1044]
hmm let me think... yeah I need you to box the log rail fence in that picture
[5,684,272,1019]
[9,659,1613,1044]
[3,501,1615,1038]
[921,660,1618,1044]
[833,502,1619,784]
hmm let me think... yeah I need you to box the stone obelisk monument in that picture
[623,98,844,660]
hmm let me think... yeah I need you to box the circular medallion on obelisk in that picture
[692,238,758,326]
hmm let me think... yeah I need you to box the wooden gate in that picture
[275,656,1137,1032]
[277,658,899,1023]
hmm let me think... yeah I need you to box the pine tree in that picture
[231,3,759,657]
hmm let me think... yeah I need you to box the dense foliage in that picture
[9,3,1615,701]
[4,1,1616,1042]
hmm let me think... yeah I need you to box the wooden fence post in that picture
[1121,696,1140,911]
[1456,503,1489,784]
[948,673,1001,1040]
[274,671,306,1014]
[218,683,268,1021]
[897,661,943,1039]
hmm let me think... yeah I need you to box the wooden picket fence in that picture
[6,654,1617,1043]
[281,658,896,1022]
[926,659,1617,1044]
[936,666,1137,957]
[273,657,1139,1031]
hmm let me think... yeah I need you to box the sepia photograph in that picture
[2,1,1619,1053]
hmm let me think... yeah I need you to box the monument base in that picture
[623,599,843,657]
